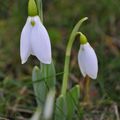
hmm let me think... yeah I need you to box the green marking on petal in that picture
[28,0,38,16]
[31,21,35,26]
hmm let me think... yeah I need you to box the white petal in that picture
[78,43,98,79]
[78,49,86,77]
[31,16,52,64]
[20,17,32,64]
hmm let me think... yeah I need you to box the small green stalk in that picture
[28,0,38,16]
[61,17,88,95]
[36,0,43,22]
[77,32,88,44]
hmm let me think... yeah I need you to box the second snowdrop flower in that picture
[78,33,98,79]
[20,0,52,64]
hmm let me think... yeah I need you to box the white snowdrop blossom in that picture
[78,42,98,79]
[20,16,52,64]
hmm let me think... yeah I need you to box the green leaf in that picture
[32,61,56,107]
[32,66,47,107]
[55,95,67,120]
[40,61,56,90]
[66,85,80,120]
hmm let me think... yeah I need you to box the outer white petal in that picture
[78,48,86,77]
[20,17,32,64]
[31,16,51,64]
[78,43,98,79]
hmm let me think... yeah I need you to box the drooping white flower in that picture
[78,33,98,79]
[20,16,52,64]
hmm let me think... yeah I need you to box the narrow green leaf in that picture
[66,85,80,120]
[40,60,56,91]
[55,95,67,120]
[32,66,47,107]
[32,61,56,107]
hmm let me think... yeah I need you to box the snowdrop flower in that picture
[78,33,98,79]
[20,0,51,64]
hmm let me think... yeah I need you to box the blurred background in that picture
[0,0,120,119]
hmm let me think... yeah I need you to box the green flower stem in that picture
[36,0,43,22]
[61,17,88,95]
